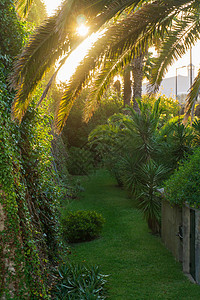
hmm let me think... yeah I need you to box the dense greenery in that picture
[89,96,182,233]
[165,147,200,208]
[66,170,200,299]
[0,2,64,298]
[11,0,200,131]
[59,87,123,175]
[2,0,200,297]
[62,210,105,243]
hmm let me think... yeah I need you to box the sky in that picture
[43,0,200,81]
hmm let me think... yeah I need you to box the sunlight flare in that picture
[57,29,106,83]
[77,24,89,37]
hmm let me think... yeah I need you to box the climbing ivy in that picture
[0,1,64,298]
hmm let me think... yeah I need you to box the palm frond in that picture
[11,0,145,122]
[183,67,200,123]
[55,0,186,132]
[83,48,134,122]
[15,0,34,18]
[149,13,200,92]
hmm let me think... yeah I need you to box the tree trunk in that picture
[123,67,132,107]
[132,53,145,113]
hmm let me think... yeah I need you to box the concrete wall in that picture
[161,200,182,262]
[182,206,190,274]
[194,209,200,284]
[162,202,200,284]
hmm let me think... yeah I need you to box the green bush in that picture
[62,211,105,243]
[165,147,200,208]
[54,263,109,299]
[67,146,94,175]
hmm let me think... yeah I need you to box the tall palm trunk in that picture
[132,53,145,113]
[123,67,132,107]
[123,52,145,112]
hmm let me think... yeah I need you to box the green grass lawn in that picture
[62,170,200,299]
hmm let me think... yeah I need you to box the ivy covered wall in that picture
[0,1,62,298]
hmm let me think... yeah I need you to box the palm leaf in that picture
[149,13,200,92]
[11,0,146,122]
[83,48,135,122]
[183,67,200,123]
[15,0,34,18]
[55,0,186,132]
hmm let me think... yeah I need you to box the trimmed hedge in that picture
[62,210,105,243]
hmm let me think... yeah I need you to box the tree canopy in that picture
[11,0,200,132]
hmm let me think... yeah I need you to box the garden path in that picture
[64,170,200,299]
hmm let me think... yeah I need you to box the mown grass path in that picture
[64,170,200,299]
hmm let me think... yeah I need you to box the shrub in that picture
[67,146,94,175]
[53,263,109,299]
[62,211,105,243]
[165,147,200,208]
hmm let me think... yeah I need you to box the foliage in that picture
[142,94,180,127]
[0,2,47,297]
[59,87,123,149]
[89,96,195,233]
[158,117,194,169]
[137,160,168,233]
[58,87,122,175]
[192,118,200,146]
[165,147,200,208]
[11,0,200,130]
[11,0,141,128]
[62,210,105,243]
[89,98,163,178]
[19,93,64,261]
[66,169,200,299]
[26,0,47,26]
[0,3,66,297]
[11,0,175,132]
[53,263,109,300]
[67,146,94,176]
[0,0,26,60]
[89,98,169,233]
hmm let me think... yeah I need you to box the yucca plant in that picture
[137,160,169,234]
[121,98,161,161]
[117,152,142,196]
[158,117,194,169]
[53,263,109,299]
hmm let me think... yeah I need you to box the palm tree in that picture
[12,0,200,133]
[12,0,145,123]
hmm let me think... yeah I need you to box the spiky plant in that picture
[121,98,162,161]
[158,117,194,169]
[192,118,200,146]
[137,159,168,234]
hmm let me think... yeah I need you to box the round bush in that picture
[62,210,105,243]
